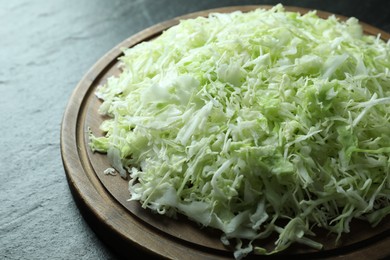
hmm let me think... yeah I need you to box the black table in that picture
[1,0,389,259]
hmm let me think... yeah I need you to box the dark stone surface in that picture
[0,0,388,259]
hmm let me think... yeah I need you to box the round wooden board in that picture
[61,5,390,259]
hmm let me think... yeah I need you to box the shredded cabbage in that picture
[89,4,390,259]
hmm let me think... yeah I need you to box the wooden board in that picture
[61,6,390,259]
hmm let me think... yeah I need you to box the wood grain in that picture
[61,5,390,259]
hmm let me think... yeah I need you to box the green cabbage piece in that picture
[89,4,390,259]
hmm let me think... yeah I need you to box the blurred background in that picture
[0,0,389,259]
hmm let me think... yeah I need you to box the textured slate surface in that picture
[0,0,388,259]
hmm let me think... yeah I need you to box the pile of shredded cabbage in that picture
[89,5,390,259]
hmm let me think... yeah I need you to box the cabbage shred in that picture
[89,5,390,258]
